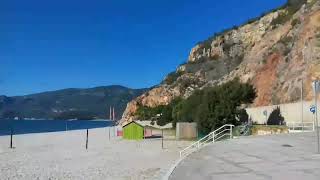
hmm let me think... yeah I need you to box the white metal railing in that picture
[287,122,315,132]
[179,124,234,158]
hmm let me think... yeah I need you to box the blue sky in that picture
[1,0,286,96]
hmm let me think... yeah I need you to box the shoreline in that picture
[0,127,191,180]
[0,120,112,137]
[0,127,110,137]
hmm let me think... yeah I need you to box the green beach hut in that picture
[122,121,144,140]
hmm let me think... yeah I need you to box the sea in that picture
[0,119,113,136]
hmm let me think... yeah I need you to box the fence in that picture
[286,121,315,132]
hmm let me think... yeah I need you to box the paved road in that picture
[170,133,320,180]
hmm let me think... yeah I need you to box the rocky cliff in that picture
[121,0,320,123]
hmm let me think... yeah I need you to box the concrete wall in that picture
[251,125,289,136]
[176,122,197,140]
[246,101,317,125]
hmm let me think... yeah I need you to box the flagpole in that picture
[113,107,115,121]
[109,106,112,120]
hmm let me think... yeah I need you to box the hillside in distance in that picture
[0,85,148,120]
[122,0,320,123]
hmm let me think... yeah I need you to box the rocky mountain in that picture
[121,0,320,123]
[0,86,148,120]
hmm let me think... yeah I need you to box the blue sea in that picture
[0,119,113,136]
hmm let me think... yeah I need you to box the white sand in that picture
[0,128,191,180]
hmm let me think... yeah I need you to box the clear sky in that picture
[1,0,286,96]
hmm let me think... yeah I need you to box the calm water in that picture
[0,119,113,136]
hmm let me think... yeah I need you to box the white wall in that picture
[246,101,318,125]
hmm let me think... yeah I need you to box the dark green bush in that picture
[239,109,249,124]
[280,36,293,46]
[172,78,256,134]
[53,110,96,120]
[222,42,233,52]
[164,71,183,85]
[262,58,267,64]
[135,98,183,126]
[136,79,256,133]
[271,0,307,26]
[291,18,301,27]
[267,106,286,125]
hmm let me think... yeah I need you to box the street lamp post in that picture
[313,80,320,153]
[301,80,304,132]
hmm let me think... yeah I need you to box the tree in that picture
[267,106,285,125]
[172,78,256,134]
[135,78,256,134]
[156,105,173,126]
[1,110,20,119]
[238,109,249,124]
[53,110,96,120]
[135,98,183,126]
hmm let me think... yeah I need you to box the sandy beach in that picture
[0,128,191,180]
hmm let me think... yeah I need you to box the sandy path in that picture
[0,128,191,180]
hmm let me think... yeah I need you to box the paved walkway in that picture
[170,133,320,180]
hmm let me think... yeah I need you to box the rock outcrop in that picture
[121,0,320,124]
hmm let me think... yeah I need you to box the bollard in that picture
[10,127,13,149]
[162,129,164,149]
[108,127,110,140]
[86,129,88,150]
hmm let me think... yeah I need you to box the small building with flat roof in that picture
[122,120,173,140]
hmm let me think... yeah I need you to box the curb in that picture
[161,139,234,180]
[161,157,184,180]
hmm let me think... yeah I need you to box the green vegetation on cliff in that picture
[271,0,307,26]
[135,79,256,134]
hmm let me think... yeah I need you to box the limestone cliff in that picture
[121,0,320,123]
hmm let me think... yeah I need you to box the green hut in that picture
[122,121,144,140]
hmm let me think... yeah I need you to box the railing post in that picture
[230,125,233,139]
[313,121,315,132]
[197,141,200,149]
[212,132,215,143]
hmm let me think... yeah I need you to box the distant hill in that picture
[0,85,148,120]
